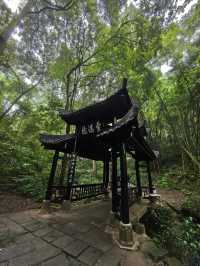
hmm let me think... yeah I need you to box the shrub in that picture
[141,206,200,265]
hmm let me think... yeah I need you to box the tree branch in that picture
[0,79,41,121]
[28,0,75,15]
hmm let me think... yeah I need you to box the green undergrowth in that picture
[156,169,200,222]
[141,205,200,265]
[156,169,200,192]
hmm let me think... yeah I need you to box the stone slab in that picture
[0,230,18,247]
[51,224,77,237]
[41,254,70,266]
[53,235,74,250]
[8,212,35,224]
[33,227,52,237]
[0,217,26,235]
[67,257,86,266]
[66,222,92,234]
[61,239,88,257]
[78,246,102,266]
[0,262,9,266]
[15,233,42,245]
[9,244,60,266]
[53,222,91,236]
[75,228,113,252]
[0,233,48,263]
[42,229,65,243]
[15,233,48,249]
[95,247,124,266]
[0,242,34,262]
[22,220,47,232]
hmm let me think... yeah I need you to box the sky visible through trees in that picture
[3,0,198,75]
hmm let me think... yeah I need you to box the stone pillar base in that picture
[149,194,160,204]
[119,222,134,247]
[62,200,71,211]
[41,200,51,212]
[103,192,110,201]
[115,222,139,250]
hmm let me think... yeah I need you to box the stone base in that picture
[103,192,110,201]
[114,222,139,250]
[118,222,134,248]
[41,200,51,212]
[149,194,160,204]
[62,200,71,211]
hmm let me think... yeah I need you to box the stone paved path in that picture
[0,200,156,266]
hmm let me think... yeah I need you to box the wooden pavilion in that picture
[40,79,157,247]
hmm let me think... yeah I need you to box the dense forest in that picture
[0,0,200,265]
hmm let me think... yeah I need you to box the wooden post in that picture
[59,153,68,185]
[65,127,80,201]
[105,159,109,189]
[45,150,59,201]
[119,143,129,224]
[103,158,109,189]
[147,161,154,194]
[111,146,118,213]
[122,78,127,90]
[135,160,142,197]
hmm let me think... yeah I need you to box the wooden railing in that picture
[50,183,106,203]
[50,185,67,203]
[129,185,151,201]
[114,185,152,214]
[71,183,106,201]
[49,184,153,204]
[127,185,153,207]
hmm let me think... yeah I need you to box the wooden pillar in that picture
[135,160,142,197]
[122,78,127,90]
[119,143,129,224]
[111,146,118,213]
[59,153,68,185]
[65,156,77,201]
[147,161,154,194]
[45,150,59,201]
[65,127,80,201]
[103,158,109,189]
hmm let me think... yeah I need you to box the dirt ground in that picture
[158,188,186,210]
[0,188,186,215]
[0,191,40,214]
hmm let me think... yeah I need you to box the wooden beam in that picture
[135,160,142,197]
[122,78,128,90]
[45,150,59,201]
[147,161,154,194]
[103,157,109,189]
[65,126,80,201]
[120,143,129,224]
[111,146,118,213]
